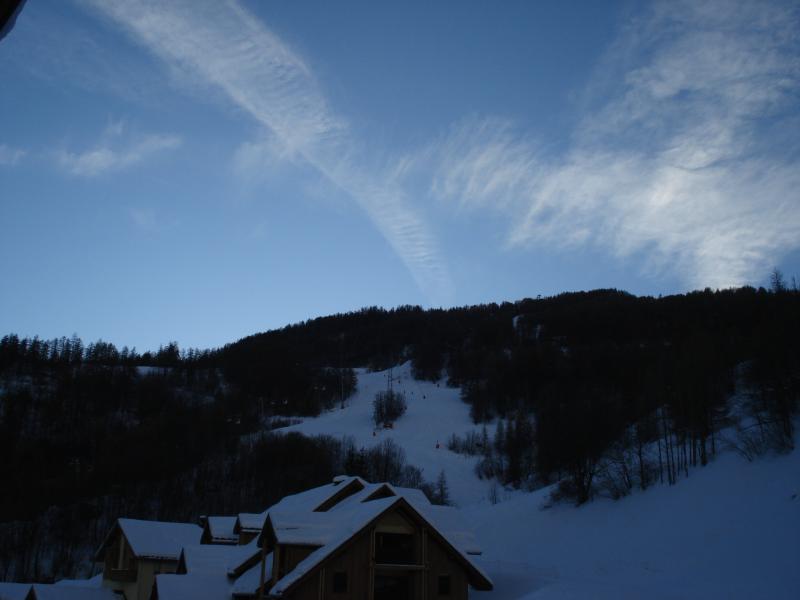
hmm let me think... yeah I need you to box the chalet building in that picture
[257,479,492,599]
[94,518,202,600]
[150,477,491,599]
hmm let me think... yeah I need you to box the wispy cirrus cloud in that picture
[428,0,800,289]
[57,121,181,177]
[0,144,26,166]
[80,0,452,302]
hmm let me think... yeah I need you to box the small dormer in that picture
[312,477,366,512]
[362,483,396,502]
[234,513,265,545]
[200,516,238,545]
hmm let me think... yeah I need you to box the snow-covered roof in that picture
[235,512,266,533]
[155,549,271,599]
[180,543,260,576]
[154,573,231,600]
[0,582,30,600]
[54,574,102,588]
[275,476,368,513]
[2,570,102,598]
[237,476,369,537]
[205,516,238,543]
[336,481,431,509]
[266,480,434,548]
[268,495,492,596]
[28,584,120,600]
[96,518,202,561]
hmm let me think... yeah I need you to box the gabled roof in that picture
[267,496,493,596]
[256,477,432,549]
[204,516,238,543]
[94,518,202,562]
[0,582,30,600]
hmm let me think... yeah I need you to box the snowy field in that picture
[278,364,800,599]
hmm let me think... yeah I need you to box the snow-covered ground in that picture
[278,364,800,599]
[471,444,800,599]
[281,362,493,505]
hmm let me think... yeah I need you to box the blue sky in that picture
[1,0,799,351]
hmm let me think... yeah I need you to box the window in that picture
[375,532,415,564]
[437,574,451,596]
[333,571,348,594]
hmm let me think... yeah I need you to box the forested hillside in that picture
[218,284,799,497]
[1,282,798,582]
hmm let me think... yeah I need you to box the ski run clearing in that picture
[274,362,799,599]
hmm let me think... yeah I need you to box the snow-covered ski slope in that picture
[281,362,492,506]
[277,363,800,599]
[468,446,800,599]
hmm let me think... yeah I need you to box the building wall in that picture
[101,532,138,600]
[101,548,178,600]
[274,543,319,586]
[321,529,373,599]
[424,533,468,600]
[133,559,178,600]
[278,506,470,600]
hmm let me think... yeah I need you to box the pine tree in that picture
[433,470,450,505]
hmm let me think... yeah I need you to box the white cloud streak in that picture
[81,0,452,301]
[429,0,800,289]
[0,144,26,166]
[58,131,181,177]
